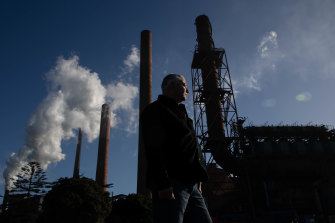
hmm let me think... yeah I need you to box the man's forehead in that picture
[177,76,186,83]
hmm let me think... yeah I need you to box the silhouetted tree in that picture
[37,177,112,223]
[9,161,49,198]
[1,161,49,223]
[106,193,152,223]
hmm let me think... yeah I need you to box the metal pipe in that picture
[137,30,152,194]
[1,189,9,213]
[95,104,111,191]
[73,128,82,178]
[195,15,225,151]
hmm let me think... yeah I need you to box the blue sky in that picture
[1,0,335,201]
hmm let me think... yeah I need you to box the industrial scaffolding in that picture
[190,15,335,222]
[191,47,243,165]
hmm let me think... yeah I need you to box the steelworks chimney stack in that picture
[1,189,9,213]
[195,15,225,155]
[96,104,111,191]
[73,128,82,178]
[137,30,152,194]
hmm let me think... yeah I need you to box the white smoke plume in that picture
[3,50,139,189]
[107,82,139,133]
[236,31,283,92]
[122,45,140,74]
[258,31,278,59]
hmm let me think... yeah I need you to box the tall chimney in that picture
[195,15,225,154]
[73,128,82,178]
[195,15,225,141]
[95,104,111,191]
[1,189,9,213]
[137,30,152,194]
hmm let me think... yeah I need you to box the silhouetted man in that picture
[141,74,212,223]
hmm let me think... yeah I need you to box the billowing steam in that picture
[107,82,139,133]
[3,49,139,189]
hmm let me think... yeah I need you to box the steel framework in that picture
[191,47,243,165]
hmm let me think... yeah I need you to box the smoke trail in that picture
[107,82,139,133]
[3,52,139,189]
[234,31,283,92]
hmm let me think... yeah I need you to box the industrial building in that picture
[189,15,335,223]
[2,13,334,223]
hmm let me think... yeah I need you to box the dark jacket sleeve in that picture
[140,105,171,190]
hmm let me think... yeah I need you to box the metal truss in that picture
[191,47,243,165]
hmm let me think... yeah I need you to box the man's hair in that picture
[161,74,183,92]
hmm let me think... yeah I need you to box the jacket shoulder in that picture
[142,100,160,115]
[140,100,163,121]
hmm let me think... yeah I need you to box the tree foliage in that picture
[37,177,112,223]
[9,161,49,198]
[106,193,152,223]
[1,161,48,223]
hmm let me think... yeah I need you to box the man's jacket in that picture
[141,95,208,190]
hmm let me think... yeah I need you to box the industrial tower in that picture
[191,15,243,171]
[191,15,335,222]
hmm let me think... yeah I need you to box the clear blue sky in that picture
[1,0,335,201]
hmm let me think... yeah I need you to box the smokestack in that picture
[95,104,111,191]
[194,15,226,160]
[195,15,225,140]
[137,30,152,194]
[73,128,82,178]
[1,189,9,213]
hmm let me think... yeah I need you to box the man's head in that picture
[161,74,189,104]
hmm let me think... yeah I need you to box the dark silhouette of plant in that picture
[1,161,49,223]
[37,177,112,223]
[9,161,50,198]
[106,193,152,223]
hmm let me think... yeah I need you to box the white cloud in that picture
[4,56,106,189]
[46,56,106,142]
[123,45,140,74]
[4,52,139,189]
[235,31,283,92]
[241,72,261,91]
[106,82,139,133]
[258,31,278,58]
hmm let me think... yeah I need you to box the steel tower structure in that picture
[191,15,243,170]
[191,15,335,222]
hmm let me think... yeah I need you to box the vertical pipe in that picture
[137,30,152,194]
[195,15,225,144]
[1,189,9,213]
[73,128,82,178]
[96,104,111,191]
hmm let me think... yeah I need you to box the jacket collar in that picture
[158,95,178,107]
[157,94,193,131]
[158,95,187,113]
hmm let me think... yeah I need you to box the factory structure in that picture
[135,15,335,222]
[189,15,335,222]
[2,14,335,223]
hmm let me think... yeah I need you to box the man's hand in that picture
[198,182,202,194]
[158,187,175,200]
